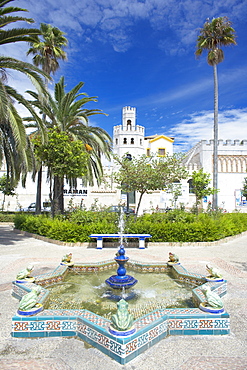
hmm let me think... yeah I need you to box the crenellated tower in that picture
[113,106,145,157]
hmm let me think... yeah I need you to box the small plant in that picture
[0,174,16,211]
[191,169,217,213]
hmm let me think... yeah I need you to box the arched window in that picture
[131,138,134,144]
[140,139,142,145]
[127,120,132,130]
[115,138,118,145]
[123,138,127,144]
[187,179,194,193]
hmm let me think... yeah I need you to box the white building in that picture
[113,106,174,158]
[183,139,247,211]
[1,106,246,213]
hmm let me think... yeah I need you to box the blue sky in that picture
[5,0,247,151]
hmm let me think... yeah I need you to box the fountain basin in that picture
[41,264,195,317]
[12,260,229,365]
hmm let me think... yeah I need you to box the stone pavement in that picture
[0,224,247,369]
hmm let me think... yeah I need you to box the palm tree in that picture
[27,23,68,213]
[26,77,112,214]
[195,17,237,209]
[27,23,67,81]
[0,0,48,187]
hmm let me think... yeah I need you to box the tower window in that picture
[140,139,142,145]
[131,138,134,144]
[116,138,118,145]
[123,138,127,144]
[127,120,132,130]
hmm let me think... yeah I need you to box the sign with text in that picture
[63,187,88,196]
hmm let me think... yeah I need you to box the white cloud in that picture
[17,0,245,54]
[169,108,247,152]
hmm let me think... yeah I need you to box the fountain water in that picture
[105,208,138,299]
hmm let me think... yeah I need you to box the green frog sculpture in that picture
[16,265,35,283]
[110,299,135,333]
[61,253,74,266]
[167,252,179,266]
[206,264,223,281]
[18,285,43,315]
[200,286,224,313]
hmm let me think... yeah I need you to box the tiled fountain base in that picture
[12,261,230,365]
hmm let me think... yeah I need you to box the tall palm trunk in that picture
[52,175,64,216]
[35,166,42,214]
[212,63,218,209]
[35,78,48,215]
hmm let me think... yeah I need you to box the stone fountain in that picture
[11,210,230,364]
[105,244,138,299]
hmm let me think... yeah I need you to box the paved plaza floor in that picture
[0,224,246,369]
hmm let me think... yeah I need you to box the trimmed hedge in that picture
[0,212,16,222]
[14,213,118,243]
[13,211,247,244]
[126,212,247,242]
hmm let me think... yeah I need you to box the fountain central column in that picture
[105,245,138,290]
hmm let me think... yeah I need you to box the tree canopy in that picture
[195,17,237,66]
[113,154,188,216]
[33,129,89,180]
[191,168,217,211]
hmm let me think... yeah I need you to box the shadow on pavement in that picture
[0,226,31,246]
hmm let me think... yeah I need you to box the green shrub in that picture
[127,212,247,242]
[0,212,15,222]
[13,211,247,244]
[14,213,118,243]
[137,210,197,224]
[68,209,118,225]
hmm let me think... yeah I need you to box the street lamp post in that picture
[125,154,132,214]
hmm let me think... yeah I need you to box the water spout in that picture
[105,209,138,300]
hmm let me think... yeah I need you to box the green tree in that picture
[195,17,237,210]
[27,77,112,214]
[191,168,217,212]
[113,154,188,216]
[168,182,182,209]
[0,173,16,210]
[27,23,68,214]
[27,23,67,79]
[33,129,89,215]
[241,177,247,199]
[0,0,48,188]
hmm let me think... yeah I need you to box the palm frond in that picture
[0,16,35,28]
